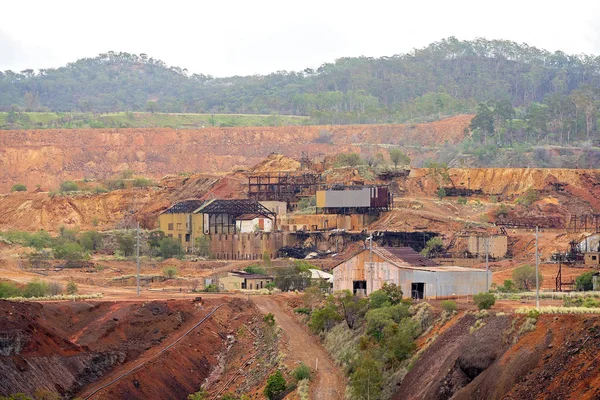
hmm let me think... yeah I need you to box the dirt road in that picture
[252,296,346,400]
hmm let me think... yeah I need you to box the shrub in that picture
[421,237,444,257]
[11,184,27,192]
[23,279,50,298]
[516,187,538,206]
[495,203,510,218]
[263,312,276,326]
[203,284,219,292]
[457,196,467,205]
[350,357,383,400]
[244,264,267,275]
[158,237,184,259]
[66,279,78,295]
[163,267,177,279]
[79,231,103,252]
[295,307,311,315]
[59,181,79,192]
[53,242,87,261]
[313,129,333,144]
[369,290,391,309]
[106,179,126,190]
[132,177,153,187]
[292,363,312,381]
[116,233,135,256]
[264,371,287,400]
[336,152,363,167]
[576,272,594,291]
[441,300,457,313]
[389,148,410,168]
[0,281,23,298]
[48,282,63,296]
[436,186,447,200]
[499,279,517,293]
[187,388,209,400]
[309,304,342,333]
[473,292,496,310]
[512,265,543,291]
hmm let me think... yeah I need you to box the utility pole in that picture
[367,235,373,296]
[136,222,140,297]
[485,236,489,291]
[535,226,540,309]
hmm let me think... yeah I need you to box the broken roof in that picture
[375,247,438,267]
[196,199,276,218]
[230,271,273,279]
[161,199,205,214]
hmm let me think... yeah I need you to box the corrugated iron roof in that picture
[161,199,205,214]
[377,247,438,267]
[196,199,276,217]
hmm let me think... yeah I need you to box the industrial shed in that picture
[332,246,491,299]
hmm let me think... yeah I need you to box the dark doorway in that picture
[353,280,367,296]
[411,283,425,300]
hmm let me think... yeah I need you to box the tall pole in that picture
[535,226,540,309]
[136,222,140,297]
[485,236,489,291]
[368,235,373,296]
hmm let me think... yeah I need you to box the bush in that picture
[106,179,126,190]
[421,237,444,257]
[350,357,383,400]
[187,388,209,400]
[158,237,184,259]
[116,233,135,257]
[132,177,153,187]
[441,300,457,313]
[495,203,510,218]
[244,264,267,275]
[53,242,87,261]
[457,196,467,205]
[163,267,177,279]
[309,304,342,333]
[263,312,276,326]
[369,290,391,309]
[11,184,27,192]
[23,279,50,298]
[512,265,543,291]
[313,129,333,144]
[79,231,103,252]
[473,292,496,310]
[292,363,311,381]
[0,281,23,298]
[66,279,78,295]
[203,284,219,292]
[48,282,63,296]
[576,272,594,291]
[516,187,538,206]
[336,152,363,167]
[294,307,311,315]
[498,279,517,293]
[264,371,287,400]
[59,181,79,192]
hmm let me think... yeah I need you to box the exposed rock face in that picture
[0,116,471,192]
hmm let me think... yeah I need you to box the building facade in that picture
[333,247,491,299]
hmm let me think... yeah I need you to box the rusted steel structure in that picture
[316,186,392,214]
[567,214,600,233]
[247,172,323,205]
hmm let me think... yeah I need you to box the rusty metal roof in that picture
[377,247,439,267]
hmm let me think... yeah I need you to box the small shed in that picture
[218,271,274,291]
[333,246,491,299]
[584,252,600,266]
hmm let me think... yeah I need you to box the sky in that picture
[2,0,600,77]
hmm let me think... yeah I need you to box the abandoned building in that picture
[215,271,274,291]
[467,234,508,258]
[247,172,323,210]
[316,186,392,214]
[332,246,491,299]
[158,198,287,258]
[157,199,205,252]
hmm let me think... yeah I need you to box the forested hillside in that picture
[1,38,598,120]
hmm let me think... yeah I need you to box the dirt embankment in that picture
[0,116,471,193]
[0,298,259,399]
[395,312,600,400]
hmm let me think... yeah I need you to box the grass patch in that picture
[516,306,600,314]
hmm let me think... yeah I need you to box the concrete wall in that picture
[584,252,600,266]
[236,218,273,233]
[283,213,376,231]
[208,232,290,260]
[219,275,244,291]
[260,201,287,217]
[468,235,508,258]
[158,213,204,251]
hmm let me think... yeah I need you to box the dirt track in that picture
[252,296,346,400]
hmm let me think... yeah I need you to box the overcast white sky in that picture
[2,0,600,77]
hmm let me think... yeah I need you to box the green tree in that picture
[23,279,50,298]
[59,181,79,192]
[79,231,103,251]
[10,184,27,192]
[309,303,342,333]
[264,371,286,400]
[473,292,496,310]
[187,388,209,400]
[0,281,22,298]
[337,290,369,329]
[389,148,410,168]
[244,264,267,275]
[158,237,184,259]
[576,271,594,291]
[116,233,135,257]
[512,264,543,291]
[66,279,78,295]
[53,242,86,260]
[350,357,383,400]
[163,266,178,279]
[336,152,363,167]
[436,186,447,200]
[380,282,403,304]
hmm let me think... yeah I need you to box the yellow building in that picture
[158,199,205,252]
[217,271,274,291]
